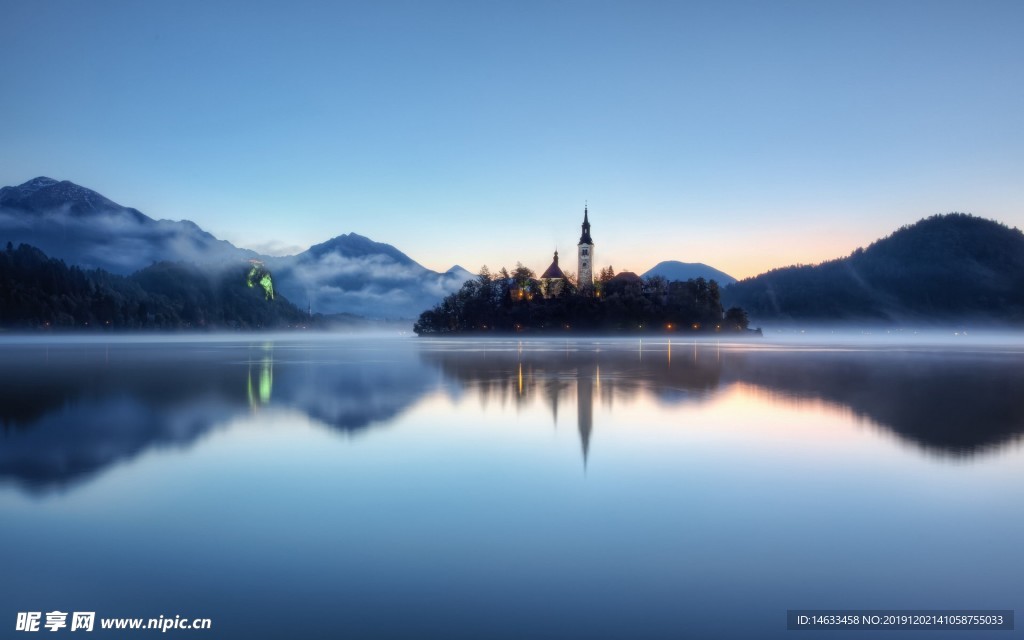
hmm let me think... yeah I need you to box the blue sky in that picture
[2,0,1022,279]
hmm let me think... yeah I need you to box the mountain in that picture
[0,177,253,272]
[267,233,471,319]
[446,265,475,280]
[722,213,1024,323]
[0,176,136,216]
[643,260,736,285]
[0,177,472,318]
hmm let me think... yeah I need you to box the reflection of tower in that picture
[577,364,594,468]
[545,379,561,427]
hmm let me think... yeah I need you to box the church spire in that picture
[579,204,592,245]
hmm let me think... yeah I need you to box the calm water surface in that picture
[1,334,1022,639]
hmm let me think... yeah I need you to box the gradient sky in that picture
[2,0,1022,279]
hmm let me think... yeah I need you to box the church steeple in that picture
[577,204,594,290]
[579,204,592,244]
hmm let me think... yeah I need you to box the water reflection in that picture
[420,339,1024,459]
[727,346,1024,455]
[0,340,437,492]
[247,344,274,407]
[2,337,1023,494]
[421,340,724,467]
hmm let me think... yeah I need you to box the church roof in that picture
[610,271,642,282]
[540,250,566,280]
[578,205,593,245]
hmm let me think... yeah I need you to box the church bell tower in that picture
[577,205,594,291]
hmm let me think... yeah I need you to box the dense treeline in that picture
[0,242,310,330]
[414,265,751,335]
[722,213,1024,322]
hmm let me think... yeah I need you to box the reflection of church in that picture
[421,344,725,469]
[576,360,595,467]
[537,357,597,467]
[519,356,598,467]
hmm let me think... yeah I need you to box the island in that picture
[414,207,753,336]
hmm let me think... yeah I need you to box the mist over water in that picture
[1,333,1021,638]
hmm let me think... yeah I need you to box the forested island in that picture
[413,265,752,335]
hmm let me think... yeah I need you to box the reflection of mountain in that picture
[0,341,437,492]
[270,344,438,434]
[420,340,1024,458]
[724,349,1024,455]
[0,345,244,491]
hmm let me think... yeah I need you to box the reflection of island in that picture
[420,340,1024,459]
[0,341,438,492]
[420,341,724,466]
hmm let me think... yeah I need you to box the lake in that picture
[1,333,1021,638]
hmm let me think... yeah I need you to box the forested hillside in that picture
[0,242,309,330]
[723,214,1024,322]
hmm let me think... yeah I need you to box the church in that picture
[416,202,742,336]
[536,205,596,298]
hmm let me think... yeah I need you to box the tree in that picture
[512,262,535,283]
[724,307,749,330]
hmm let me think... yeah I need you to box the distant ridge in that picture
[303,232,419,265]
[0,176,134,217]
[0,177,472,318]
[0,176,251,272]
[643,260,736,285]
[722,213,1024,323]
